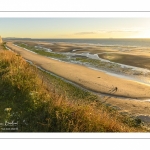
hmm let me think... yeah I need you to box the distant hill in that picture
[3,37,32,41]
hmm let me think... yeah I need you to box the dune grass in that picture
[0,50,146,132]
[0,42,7,50]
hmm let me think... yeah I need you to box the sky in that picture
[0,18,150,38]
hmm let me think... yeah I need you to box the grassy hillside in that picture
[0,42,7,50]
[0,49,146,132]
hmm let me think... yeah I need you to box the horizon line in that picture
[3,37,150,39]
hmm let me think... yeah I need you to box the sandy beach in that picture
[6,41,150,98]
[12,40,150,70]
[6,41,150,124]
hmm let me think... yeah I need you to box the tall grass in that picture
[0,42,7,50]
[0,50,146,132]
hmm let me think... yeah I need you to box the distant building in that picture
[0,36,3,43]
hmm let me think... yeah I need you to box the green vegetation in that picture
[2,42,7,50]
[14,42,119,70]
[40,70,97,101]
[14,42,129,75]
[15,42,67,59]
[14,42,148,79]
[76,57,106,66]
[0,42,7,50]
[0,50,147,132]
[75,57,119,70]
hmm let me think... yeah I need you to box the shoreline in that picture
[26,56,150,126]
[5,41,150,125]
[12,42,150,86]
[26,58,149,101]
[6,42,150,99]
[1,49,146,132]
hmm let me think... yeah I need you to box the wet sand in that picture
[99,53,150,70]
[6,41,150,124]
[13,40,150,70]
[6,41,150,99]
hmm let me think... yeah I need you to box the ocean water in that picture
[30,38,150,48]
[6,38,150,48]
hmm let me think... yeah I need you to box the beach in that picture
[6,41,150,124]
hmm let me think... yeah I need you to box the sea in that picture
[5,38,150,48]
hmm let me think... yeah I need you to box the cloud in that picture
[75,32,97,35]
[98,29,140,33]
[74,29,140,35]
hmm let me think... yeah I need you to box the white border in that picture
[0,12,150,18]
[0,0,150,11]
[1,12,150,139]
[0,133,150,138]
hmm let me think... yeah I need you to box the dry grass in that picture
[0,42,6,50]
[0,50,146,132]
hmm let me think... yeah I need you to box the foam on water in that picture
[23,48,37,54]
[66,51,150,73]
[72,49,81,52]
[76,51,150,74]
[62,50,150,85]
[35,46,52,52]
[5,46,11,51]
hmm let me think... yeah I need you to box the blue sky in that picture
[0,18,150,38]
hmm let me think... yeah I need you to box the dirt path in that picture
[6,42,150,124]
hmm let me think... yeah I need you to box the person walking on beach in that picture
[115,87,118,91]
[108,86,118,94]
